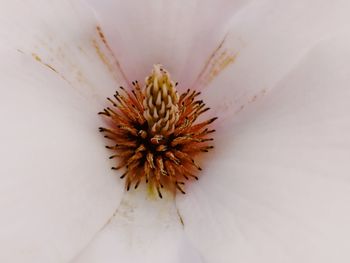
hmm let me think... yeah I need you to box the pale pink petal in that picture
[73,186,203,263]
[202,0,350,119]
[86,0,251,90]
[0,1,124,262]
[177,34,350,263]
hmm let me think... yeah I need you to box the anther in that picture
[120,171,127,179]
[157,187,163,199]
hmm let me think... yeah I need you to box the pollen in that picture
[99,64,217,198]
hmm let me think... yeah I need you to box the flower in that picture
[1,0,350,263]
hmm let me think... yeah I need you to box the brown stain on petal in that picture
[93,26,130,85]
[234,88,268,115]
[213,88,268,118]
[195,35,227,82]
[31,52,58,73]
[32,53,42,62]
[92,39,111,70]
[31,52,70,84]
[96,26,108,45]
[201,51,237,86]
[194,34,237,88]
[176,208,185,227]
[247,89,267,105]
[17,36,102,102]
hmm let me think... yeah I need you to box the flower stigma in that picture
[99,65,217,198]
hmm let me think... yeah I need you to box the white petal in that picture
[202,0,350,118]
[86,0,250,89]
[177,35,350,262]
[0,1,124,262]
[73,186,203,263]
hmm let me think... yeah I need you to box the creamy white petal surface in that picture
[0,1,124,262]
[202,0,350,118]
[177,34,350,263]
[73,186,203,263]
[177,1,350,262]
[86,0,250,90]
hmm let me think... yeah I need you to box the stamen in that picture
[99,64,217,197]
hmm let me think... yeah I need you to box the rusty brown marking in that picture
[193,34,236,88]
[92,39,111,69]
[250,95,258,103]
[31,52,71,84]
[32,53,42,62]
[248,89,267,104]
[200,51,236,86]
[234,89,268,115]
[44,64,58,73]
[94,26,130,85]
[32,53,58,73]
[194,36,227,83]
[97,26,108,45]
[177,208,185,227]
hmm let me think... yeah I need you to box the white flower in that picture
[1,0,350,263]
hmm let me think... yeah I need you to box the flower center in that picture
[99,65,217,198]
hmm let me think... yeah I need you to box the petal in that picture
[177,35,350,262]
[0,1,124,262]
[73,186,203,263]
[201,0,350,119]
[86,0,251,89]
